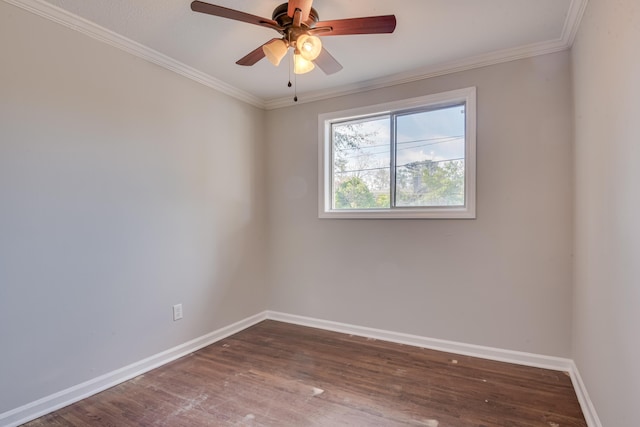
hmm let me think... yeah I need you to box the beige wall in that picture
[0,3,267,412]
[266,51,574,357]
[1,0,588,418]
[572,0,640,425]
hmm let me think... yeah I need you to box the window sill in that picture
[318,206,476,219]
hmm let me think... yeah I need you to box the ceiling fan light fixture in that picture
[297,34,322,61]
[293,53,315,74]
[191,1,397,76]
[263,39,288,66]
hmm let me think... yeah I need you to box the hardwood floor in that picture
[24,320,586,426]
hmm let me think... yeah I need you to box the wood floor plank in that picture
[23,320,586,426]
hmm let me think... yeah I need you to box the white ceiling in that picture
[8,0,586,108]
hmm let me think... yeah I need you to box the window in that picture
[319,87,476,219]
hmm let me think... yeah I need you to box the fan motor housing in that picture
[272,3,319,28]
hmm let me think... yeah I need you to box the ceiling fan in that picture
[190,1,397,76]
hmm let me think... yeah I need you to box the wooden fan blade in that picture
[314,48,343,75]
[288,0,313,23]
[314,15,396,36]
[191,1,282,31]
[236,39,280,66]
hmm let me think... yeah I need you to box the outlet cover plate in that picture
[173,304,183,321]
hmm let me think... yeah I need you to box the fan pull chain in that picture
[285,46,298,102]
[288,49,298,102]
[287,47,292,88]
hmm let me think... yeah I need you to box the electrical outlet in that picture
[173,304,183,321]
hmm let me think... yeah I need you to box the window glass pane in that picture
[395,105,466,207]
[332,116,390,209]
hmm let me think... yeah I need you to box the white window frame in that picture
[318,87,476,219]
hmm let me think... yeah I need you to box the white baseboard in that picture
[0,312,268,427]
[1,310,601,427]
[568,361,603,427]
[266,311,601,427]
[266,311,573,371]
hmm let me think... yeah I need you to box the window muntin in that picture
[319,88,476,219]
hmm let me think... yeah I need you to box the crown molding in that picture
[4,0,587,111]
[3,0,266,109]
[264,39,568,110]
[264,0,589,110]
[563,0,589,46]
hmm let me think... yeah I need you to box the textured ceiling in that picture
[9,0,586,108]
